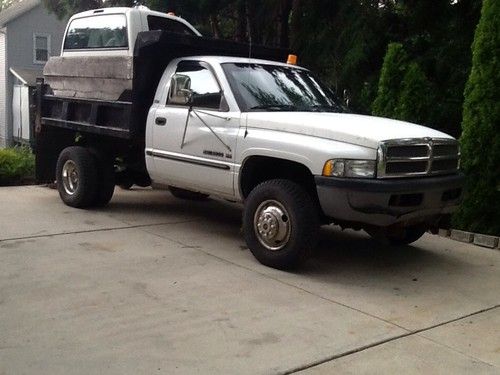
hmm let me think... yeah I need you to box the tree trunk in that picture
[289,0,302,50]
[210,14,221,38]
[235,0,247,42]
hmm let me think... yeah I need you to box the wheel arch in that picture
[238,154,318,201]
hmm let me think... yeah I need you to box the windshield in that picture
[222,63,346,113]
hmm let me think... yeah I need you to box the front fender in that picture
[237,128,377,176]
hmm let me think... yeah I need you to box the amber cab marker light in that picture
[287,54,298,65]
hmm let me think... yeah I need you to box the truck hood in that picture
[246,112,454,149]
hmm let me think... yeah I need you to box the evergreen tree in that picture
[290,0,394,113]
[454,0,500,235]
[395,62,434,125]
[372,43,409,119]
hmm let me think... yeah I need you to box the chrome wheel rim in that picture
[62,160,79,195]
[254,200,291,251]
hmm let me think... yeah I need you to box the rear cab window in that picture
[64,14,128,50]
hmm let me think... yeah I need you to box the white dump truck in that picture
[35,7,464,269]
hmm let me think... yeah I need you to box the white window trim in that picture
[33,33,51,65]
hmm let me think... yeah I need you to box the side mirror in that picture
[170,74,192,105]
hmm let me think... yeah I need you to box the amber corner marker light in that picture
[322,160,344,177]
[322,161,332,176]
[287,54,298,65]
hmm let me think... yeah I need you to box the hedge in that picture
[0,147,35,186]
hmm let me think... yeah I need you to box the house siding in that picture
[6,5,66,69]
[2,4,66,146]
[0,28,6,147]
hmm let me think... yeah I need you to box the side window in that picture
[168,62,221,110]
[64,14,128,50]
[33,33,50,64]
[148,15,196,36]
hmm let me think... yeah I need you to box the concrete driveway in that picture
[0,186,499,374]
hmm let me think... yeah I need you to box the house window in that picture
[33,33,51,64]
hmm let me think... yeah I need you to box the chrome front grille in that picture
[377,138,460,178]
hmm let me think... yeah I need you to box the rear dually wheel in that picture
[56,146,98,208]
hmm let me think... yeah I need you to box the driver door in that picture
[150,61,239,196]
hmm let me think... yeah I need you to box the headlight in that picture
[322,159,376,178]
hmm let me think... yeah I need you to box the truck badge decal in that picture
[203,150,224,158]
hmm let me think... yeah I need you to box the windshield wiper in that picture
[249,104,299,111]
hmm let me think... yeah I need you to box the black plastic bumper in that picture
[315,173,465,227]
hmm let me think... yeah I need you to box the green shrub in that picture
[395,62,434,126]
[453,0,500,236]
[0,147,35,186]
[373,43,436,126]
[372,43,409,118]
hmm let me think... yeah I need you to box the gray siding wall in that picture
[4,4,66,146]
[0,29,6,147]
[6,5,66,69]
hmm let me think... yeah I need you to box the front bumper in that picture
[315,173,465,227]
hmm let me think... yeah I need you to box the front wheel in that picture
[243,179,319,270]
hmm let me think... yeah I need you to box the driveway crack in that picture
[0,220,196,244]
[283,304,500,374]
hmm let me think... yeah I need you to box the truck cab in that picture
[43,7,201,101]
[61,6,201,57]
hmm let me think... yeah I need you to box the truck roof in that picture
[67,6,201,36]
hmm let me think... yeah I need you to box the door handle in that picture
[155,117,167,126]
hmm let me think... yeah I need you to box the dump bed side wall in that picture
[43,56,134,101]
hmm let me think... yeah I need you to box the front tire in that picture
[243,179,319,270]
[56,146,97,208]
